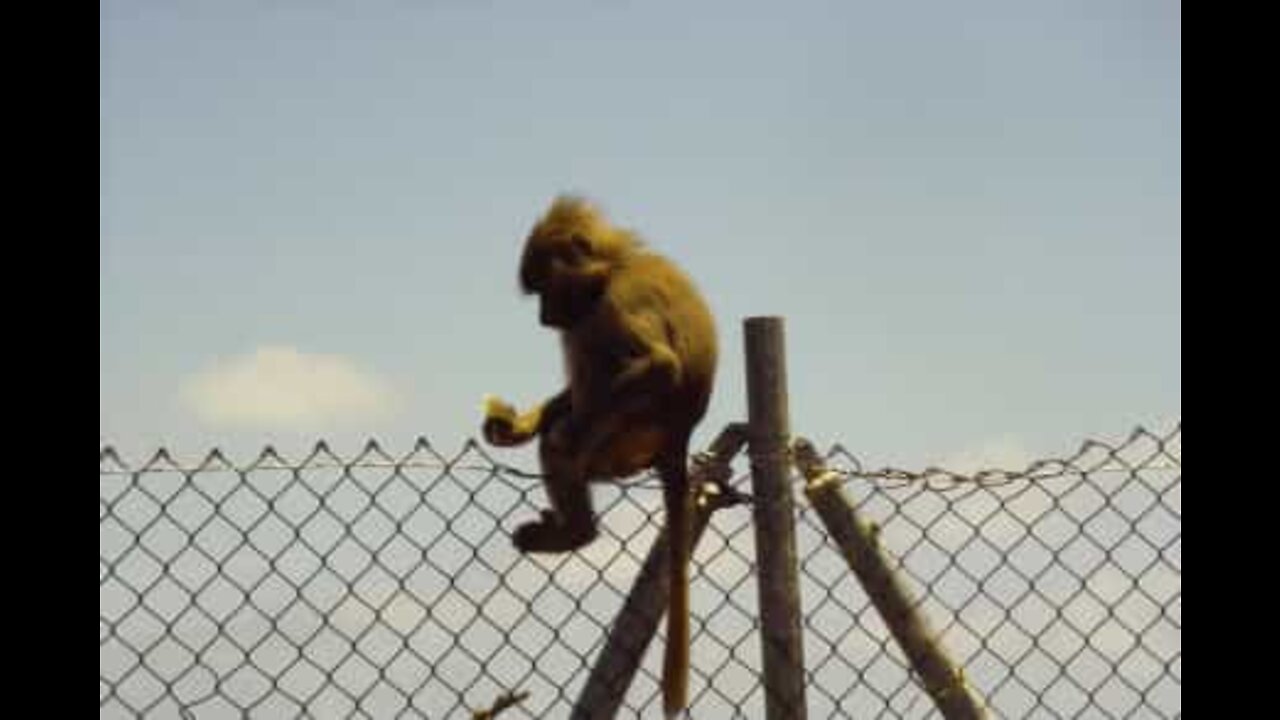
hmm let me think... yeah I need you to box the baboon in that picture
[483,196,717,717]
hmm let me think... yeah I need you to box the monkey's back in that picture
[607,250,718,427]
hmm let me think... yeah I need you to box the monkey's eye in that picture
[549,256,576,279]
[568,234,592,258]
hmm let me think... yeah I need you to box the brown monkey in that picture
[482,196,717,717]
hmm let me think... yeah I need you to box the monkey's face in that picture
[520,233,607,329]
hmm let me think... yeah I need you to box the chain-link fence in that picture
[100,423,1180,719]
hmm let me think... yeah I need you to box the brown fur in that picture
[483,196,717,717]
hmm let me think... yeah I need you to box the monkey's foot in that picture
[513,511,598,553]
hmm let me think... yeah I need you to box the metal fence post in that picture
[744,317,808,720]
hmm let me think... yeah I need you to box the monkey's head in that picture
[520,196,638,328]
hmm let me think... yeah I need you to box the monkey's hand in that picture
[482,395,526,447]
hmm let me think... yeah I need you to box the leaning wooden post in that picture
[572,425,749,720]
[793,439,988,720]
[744,317,808,720]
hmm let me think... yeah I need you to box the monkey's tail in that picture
[660,443,692,719]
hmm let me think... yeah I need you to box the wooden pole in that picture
[794,439,988,720]
[744,317,808,720]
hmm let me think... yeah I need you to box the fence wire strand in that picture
[101,424,1180,719]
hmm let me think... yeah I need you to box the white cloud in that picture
[180,346,395,429]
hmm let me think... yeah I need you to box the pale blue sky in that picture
[100,1,1180,468]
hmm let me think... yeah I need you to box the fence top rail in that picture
[101,423,1179,491]
[829,422,1180,489]
[99,437,505,476]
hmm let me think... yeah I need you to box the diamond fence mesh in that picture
[100,423,1180,719]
